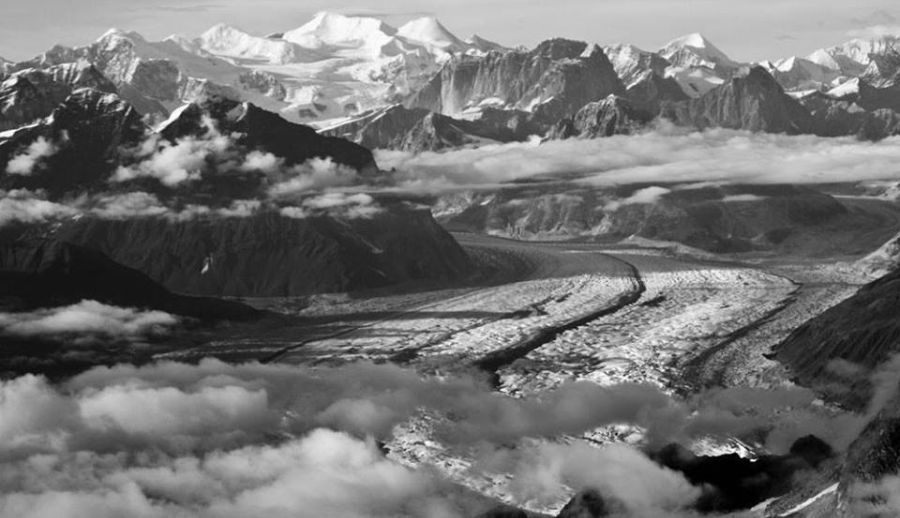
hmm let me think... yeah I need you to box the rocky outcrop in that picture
[547,95,655,139]
[661,66,814,134]
[405,38,624,120]
[52,207,473,297]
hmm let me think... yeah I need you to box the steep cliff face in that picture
[52,208,473,297]
[661,66,814,133]
[405,39,624,120]
[0,62,118,130]
[547,95,655,139]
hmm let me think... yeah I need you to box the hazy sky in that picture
[1,0,898,62]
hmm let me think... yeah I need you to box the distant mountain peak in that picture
[397,16,463,49]
[660,32,738,70]
[667,32,714,49]
[96,28,145,43]
[288,11,398,46]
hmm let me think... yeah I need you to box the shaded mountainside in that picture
[0,88,146,195]
[773,267,900,409]
[661,66,814,134]
[51,207,473,297]
[160,95,377,173]
[800,91,900,140]
[0,90,474,297]
[0,239,258,320]
[0,89,377,196]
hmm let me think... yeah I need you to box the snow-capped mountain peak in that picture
[667,32,713,49]
[397,16,464,51]
[282,11,397,50]
[807,35,900,76]
[465,34,508,54]
[197,23,316,64]
[660,32,739,70]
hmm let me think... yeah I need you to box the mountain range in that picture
[3,11,900,149]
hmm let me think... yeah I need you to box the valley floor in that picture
[156,232,869,514]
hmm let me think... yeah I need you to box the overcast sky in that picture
[1,0,898,62]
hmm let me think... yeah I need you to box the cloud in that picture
[89,191,170,218]
[113,117,232,186]
[605,186,670,210]
[280,192,383,219]
[482,442,701,514]
[0,359,702,516]
[0,189,79,226]
[722,194,765,202]
[0,300,179,342]
[847,24,900,39]
[5,136,59,175]
[0,359,882,517]
[267,157,362,197]
[375,128,900,195]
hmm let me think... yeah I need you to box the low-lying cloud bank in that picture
[7,126,900,228]
[0,358,885,517]
[0,300,179,342]
[376,126,900,193]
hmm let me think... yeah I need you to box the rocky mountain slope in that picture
[0,88,473,296]
[661,66,815,134]
[404,38,625,121]
[773,267,900,409]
